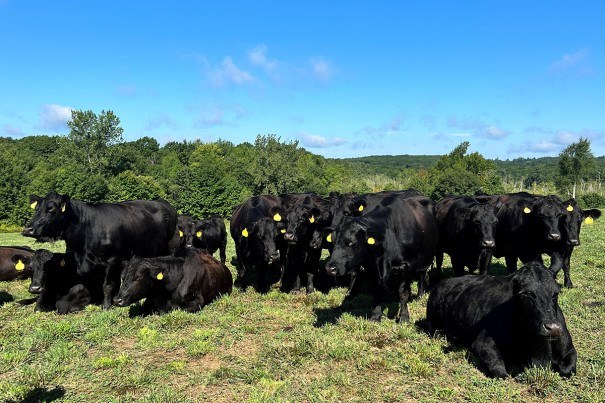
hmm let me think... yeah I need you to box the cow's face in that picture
[114,257,154,307]
[22,192,71,239]
[524,196,565,242]
[329,192,356,227]
[458,204,498,248]
[514,262,564,338]
[560,199,601,246]
[325,217,377,276]
[244,218,281,264]
[283,205,320,244]
[28,250,65,294]
[177,216,198,249]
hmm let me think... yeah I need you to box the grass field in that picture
[0,224,604,402]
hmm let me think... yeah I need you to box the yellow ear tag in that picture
[60,259,66,267]
[179,230,183,238]
[358,205,364,212]
[15,260,25,271]
[280,229,286,234]
[156,272,164,280]
[326,233,332,243]
[30,201,37,209]
[566,205,574,212]
[309,216,315,223]
[242,228,249,237]
[61,204,66,213]
[273,213,282,222]
[585,216,594,225]
[367,237,376,245]
[196,230,202,238]
[523,207,531,214]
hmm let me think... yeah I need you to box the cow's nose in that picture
[284,233,295,241]
[22,227,34,236]
[29,285,42,294]
[482,240,495,248]
[568,239,580,246]
[186,244,193,248]
[326,265,337,276]
[548,233,561,241]
[113,297,125,307]
[543,323,563,337]
[269,252,280,262]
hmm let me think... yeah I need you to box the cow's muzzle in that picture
[542,322,563,338]
[548,233,561,241]
[28,285,43,294]
[482,240,495,248]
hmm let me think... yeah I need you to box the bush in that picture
[578,193,605,209]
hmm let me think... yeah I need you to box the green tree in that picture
[558,137,595,198]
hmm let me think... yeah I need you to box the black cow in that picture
[350,189,423,217]
[230,195,286,292]
[426,262,577,378]
[280,193,330,293]
[544,198,601,288]
[26,250,95,314]
[478,192,566,273]
[23,192,180,308]
[0,246,34,281]
[325,195,437,322]
[177,215,227,263]
[435,196,500,276]
[114,249,232,314]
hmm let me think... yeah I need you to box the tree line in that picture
[0,109,600,229]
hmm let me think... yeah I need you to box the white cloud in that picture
[38,104,72,131]
[194,103,246,128]
[145,114,176,131]
[205,57,255,88]
[310,57,334,82]
[248,44,277,72]
[2,124,23,136]
[299,133,347,148]
[509,128,605,155]
[447,116,510,140]
[549,49,588,73]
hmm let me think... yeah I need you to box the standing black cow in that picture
[350,189,423,216]
[114,249,232,314]
[230,195,286,292]
[22,192,180,308]
[325,195,437,322]
[177,215,227,263]
[27,250,96,314]
[435,196,499,276]
[543,198,601,288]
[0,246,35,281]
[478,192,566,273]
[426,262,577,378]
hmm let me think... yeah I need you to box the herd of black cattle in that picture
[0,189,601,379]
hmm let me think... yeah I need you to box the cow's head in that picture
[27,250,67,294]
[177,215,199,249]
[114,256,164,307]
[22,192,71,239]
[520,196,565,242]
[454,203,499,248]
[328,192,356,227]
[283,205,321,245]
[241,217,282,264]
[325,217,379,276]
[514,262,565,339]
[560,199,601,246]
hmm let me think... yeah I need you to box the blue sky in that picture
[1,1,604,159]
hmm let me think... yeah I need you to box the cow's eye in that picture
[347,241,355,247]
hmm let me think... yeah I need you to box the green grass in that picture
[1,225,604,402]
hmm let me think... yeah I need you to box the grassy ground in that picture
[0,225,604,402]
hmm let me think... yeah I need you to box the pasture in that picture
[0,224,604,402]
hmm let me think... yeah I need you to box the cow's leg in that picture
[397,280,412,323]
[417,270,428,298]
[451,255,465,276]
[220,240,227,264]
[478,250,493,275]
[562,249,574,288]
[505,254,517,274]
[435,251,444,271]
[306,249,321,294]
[369,276,387,322]
[102,261,121,310]
[34,292,55,312]
[346,271,357,297]
[470,330,508,378]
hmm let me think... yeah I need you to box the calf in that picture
[27,250,94,314]
[113,249,232,314]
[435,196,499,276]
[325,195,437,322]
[177,215,227,263]
[230,195,286,292]
[0,246,34,281]
[426,262,577,378]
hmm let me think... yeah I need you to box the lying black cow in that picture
[230,195,286,292]
[544,198,601,288]
[27,250,96,314]
[114,249,232,314]
[0,246,34,281]
[23,192,180,308]
[325,195,437,322]
[426,262,577,378]
[435,196,500,276]
[177,215,227,263]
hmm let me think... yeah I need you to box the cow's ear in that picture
[29,194,41,210]
[322,227,334,243]
[308,207,321,223]
[147,266,164,280]
[11,254,30,271]
[583,208,602,224]
[270,206,285,222]
[276,221,287,234]
[353,200,366,214]
[60,194,71,213]
[364,231,382,246]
